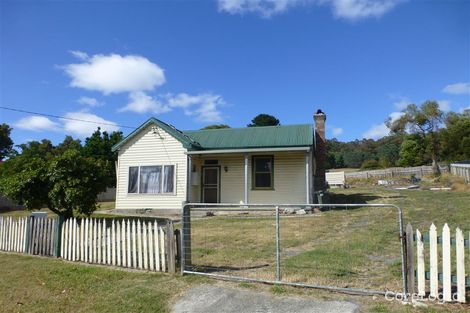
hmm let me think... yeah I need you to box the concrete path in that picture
[172,285,360,313]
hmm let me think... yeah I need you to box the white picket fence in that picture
[60,218,174,272]
[409,223,468,303]
[0,216,59,256]
[0,216,28,253]
[450,163,470,184]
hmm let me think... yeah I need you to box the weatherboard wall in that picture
[115,125,188,211]
[191,151,309,204]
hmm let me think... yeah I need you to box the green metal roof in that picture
[183,124,313,150]
[112,118,313,152]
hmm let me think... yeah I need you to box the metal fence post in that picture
[275,205,281,282]
[181,205,192,274]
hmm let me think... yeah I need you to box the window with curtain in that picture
[127,165,175,194]
[252,156,274,189]
[128,167,139,193]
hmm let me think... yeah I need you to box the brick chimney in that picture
[313,109,326,191]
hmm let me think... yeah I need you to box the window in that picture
[128,165,175,194]
[252,156,274,189]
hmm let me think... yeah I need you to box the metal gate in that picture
[181,203,408,297]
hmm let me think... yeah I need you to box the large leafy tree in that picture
[440,110,470,161]
[82,128,123,187]
[0,146,108,217]
[0,123,14,160]
[397,137,426,167]
[248,114,280,127]
[201,124,230,130]
[388,101,444,175]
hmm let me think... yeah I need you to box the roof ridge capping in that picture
[184,123,312,133]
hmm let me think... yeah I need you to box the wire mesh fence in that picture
[182,203,406,296]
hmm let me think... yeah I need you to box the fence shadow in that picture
[189,264,270,273]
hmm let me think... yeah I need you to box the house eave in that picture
[185,146,311,155]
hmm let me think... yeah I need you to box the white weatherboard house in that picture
[112,111,327,214]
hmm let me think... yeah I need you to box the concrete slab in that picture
[172,284,360,313]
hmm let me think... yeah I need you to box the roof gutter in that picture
[185,146,310,155]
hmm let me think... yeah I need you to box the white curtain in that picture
[163,165,175,193]
[139,166,162,194]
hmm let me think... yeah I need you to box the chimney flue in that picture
[313,110,326,192]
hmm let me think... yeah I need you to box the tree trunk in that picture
[431,157,441,176]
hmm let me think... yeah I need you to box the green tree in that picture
[248,114,280,127]
[376,142,400,168]
[440,110,470,161]
[397,138,426,167]
[388,101,444,175]
[0,123,13,160]
[201,124,230,130]
[82,128,123,187]
[48,150,108,217]
[0,149,108,217]
[56,136,82,154]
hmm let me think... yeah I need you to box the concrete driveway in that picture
[172,284,360,313]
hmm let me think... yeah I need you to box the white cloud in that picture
[77,96,103,107]
[331,127,343,136]
[217,0,401,20]
[329,0,402,20]
[459,106,470,113]
[63,53,165,94]
[14,116,61,132]
[69,50,89,60]
[166,93,225,122]
[362,123,389,140]
[442,82,470,95]
[362,111,403,139]
[218,0,299,18]
[63,111,119,137]
[118,92,226,122]
[393,97,411,110]
[437,100,451,112]
[119,91,171,114]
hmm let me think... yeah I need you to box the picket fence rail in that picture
[407,223,469,303]
[0,215,177,273]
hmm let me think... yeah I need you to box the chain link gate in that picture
[181,203,408,297]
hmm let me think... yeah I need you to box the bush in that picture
[361,159,380,170]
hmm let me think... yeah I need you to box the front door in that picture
[202,166,220,203]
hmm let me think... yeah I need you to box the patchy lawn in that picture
[0,253,204,313]
[1,187,469,312]
[0,251,467,313]
[189,186,470,298]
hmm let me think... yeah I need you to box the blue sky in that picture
[1,0,469,145]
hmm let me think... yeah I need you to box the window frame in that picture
[251,155,274,190]
[127,164,176,195]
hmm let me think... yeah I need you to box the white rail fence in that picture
[450,163,470,184]
[345,165,449,180]
[0,216,177,273]
[407,223,469,303]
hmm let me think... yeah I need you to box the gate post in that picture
[55,216,64,258]
[181,205,192,274]
[275,206,281,282]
